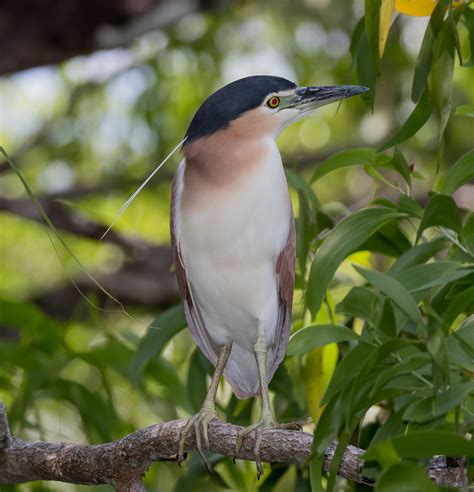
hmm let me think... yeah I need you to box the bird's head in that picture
[184,75,368,144]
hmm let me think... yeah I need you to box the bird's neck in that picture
[183,131,276,187]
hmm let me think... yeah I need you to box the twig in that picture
[0,402,468,489]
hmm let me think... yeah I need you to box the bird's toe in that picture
[234,417,277,478]
[178,407,218,471]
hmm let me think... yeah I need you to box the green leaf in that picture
[287,324,359,357]
[455,104,474,118]
[416,193,463,242]
[353,265,421,323]
[306,207,403,316]
[50,380,122,441]
[81,339,133,378]
[327,422,359,492]
[364,0,381,72]
[359,221,411,257]
[130,305,187,386]
[412,25,435,103]
[350,17,366,68]
[147,357,188,410]
[395,262,473,293]
[388,238,446,276]
[296,190,315,278]
[375,462,438,492]
[259,467,288,492]
[441,149,474,195]
[336,286,380,325]
[430,16,455,167]
[365,430,474,460]
[448,5,464,66]
[294,469,312,492]
[370,353,431,399]
[426,323,450,386]
[397,194,423,218]
[309,454,325,492]
[391,147,411,185]
[378,87,432,151]
[357,31,378,109]
[371,197,398,209]
[286,168,322,211]
[441,285,474,327]
[364,164,398,189]
[0,146,130,317]
[187,348,211,413]
[446,320,474,372]
[462,7,474,66]
[371,408,406,444]
[310,148,376,182]
[321,342,375,405]
[411,0,450,102]
[377,298,397,337]
[464,213,474,254]
[0,299,61,350]
[402,382,474,423]
[312,392,348,456]
[346,339,417,412]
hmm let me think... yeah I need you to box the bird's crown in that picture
[185,75,296,142]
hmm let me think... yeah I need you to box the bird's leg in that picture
[234,330,297,478]
[178,343,231,471]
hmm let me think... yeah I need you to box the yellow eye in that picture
[266,96,280,109]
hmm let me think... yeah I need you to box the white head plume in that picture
[100,137,186,240]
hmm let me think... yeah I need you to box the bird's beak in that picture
[282,85,369,112]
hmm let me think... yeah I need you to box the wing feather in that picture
[170,164,219,366]
[268,213,296,380]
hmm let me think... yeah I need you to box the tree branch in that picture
[0,401,468,489]
[0,0,231,75]
[33,250,179,319]
[0,196,152,253]
[0,195,179,317]
[0,402,11,450]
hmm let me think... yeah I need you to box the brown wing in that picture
[268,212,296,380]
[170,169,219,366]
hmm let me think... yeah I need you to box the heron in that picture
[171,75,367,476]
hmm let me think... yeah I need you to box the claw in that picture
[234,422,259,458]
[234,418,302,478]
[177,406,218,471]
[233,418,271,477]
[203,418,210,450]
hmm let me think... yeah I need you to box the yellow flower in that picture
[395,0,461,16]
[379,0,462,56]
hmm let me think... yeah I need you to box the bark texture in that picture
[0,402,468,490]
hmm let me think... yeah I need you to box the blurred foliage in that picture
[0,0,474,491]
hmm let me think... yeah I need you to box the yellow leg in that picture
[234,330,298,479]
[178,343,231,471]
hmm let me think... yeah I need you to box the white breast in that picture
[174,139,292,351]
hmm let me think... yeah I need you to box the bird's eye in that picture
[266,96,280,109]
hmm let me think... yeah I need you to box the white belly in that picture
[176,140,292,351]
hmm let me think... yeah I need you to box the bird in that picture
[170,75,368,476]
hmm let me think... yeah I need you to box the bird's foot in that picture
[233,417,301,479]
[178,404,218,472]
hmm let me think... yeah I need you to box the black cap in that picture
[185,75,296,142]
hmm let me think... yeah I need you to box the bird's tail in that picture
[223,343,277,399]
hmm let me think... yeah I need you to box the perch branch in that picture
[0,402,468,489]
